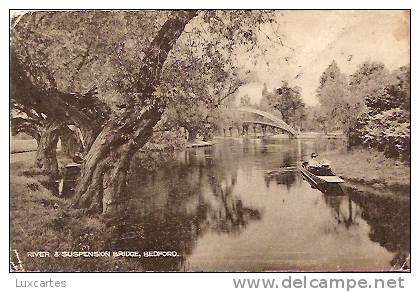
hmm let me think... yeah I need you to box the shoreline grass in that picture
[326,147,410,196]
[10,151,143,272]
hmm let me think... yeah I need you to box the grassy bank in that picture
[326,148,410,196]
[10,139,37,154]
[10,152,142,272]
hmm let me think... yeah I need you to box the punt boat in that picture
[297,161,344,186]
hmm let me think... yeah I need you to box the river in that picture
[109,137,409,272]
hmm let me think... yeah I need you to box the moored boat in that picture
[298,161,344,186]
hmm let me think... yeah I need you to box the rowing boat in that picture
[297,161,344,186]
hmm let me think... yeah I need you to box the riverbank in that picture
[297,131,345,139]
[10,152,142,271]
[326,148,410,196]
[185,140,215,148]
[213,132,345,139]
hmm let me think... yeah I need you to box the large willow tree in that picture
[11,10,282,214]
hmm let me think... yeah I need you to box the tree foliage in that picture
[316,60,360,134]
[314,59,410,161]
[259,81,305,127]
[353,65,410,160]
[159,39,244,141]
[273,81,305,127]
[11,10,280,214]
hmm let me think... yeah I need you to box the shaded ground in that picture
[10,151,142,272]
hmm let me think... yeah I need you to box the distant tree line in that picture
[315,60,410,161]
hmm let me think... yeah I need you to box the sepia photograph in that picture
[9,9,410,272]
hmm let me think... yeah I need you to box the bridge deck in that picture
[236,107,298,136]
[242,120,293,131]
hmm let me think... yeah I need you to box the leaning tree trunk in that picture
[35,120,62,178]
[72,111,160,214]
[72,11,198,215]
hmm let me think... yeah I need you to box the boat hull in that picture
[297,162,344,195]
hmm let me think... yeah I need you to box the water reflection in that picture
[264,171,296,189]
[108,146,262,271]
[323,195,360,229]
[343,186,410,270]
[108,138,409,271]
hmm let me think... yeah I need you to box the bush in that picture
[353,86,410,161]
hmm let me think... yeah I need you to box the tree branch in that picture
[11,117,42,141]
[11,48,110,151]
[132,10,198,105]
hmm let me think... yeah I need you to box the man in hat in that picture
[308,152,321,169]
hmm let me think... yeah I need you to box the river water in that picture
[111,137,409,272]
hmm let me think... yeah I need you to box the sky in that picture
[236,10,410,106]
